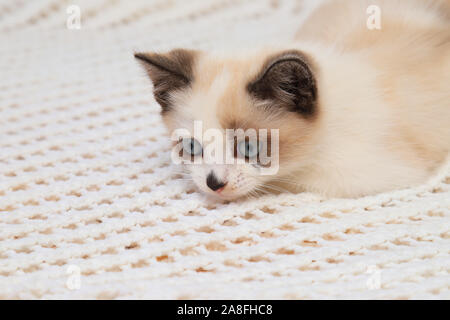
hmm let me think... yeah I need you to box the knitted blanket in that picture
[0,0,449,299]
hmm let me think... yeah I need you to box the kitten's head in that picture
[135,48,319,200]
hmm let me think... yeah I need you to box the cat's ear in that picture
[247,50,318,117]
[134,49,198,112]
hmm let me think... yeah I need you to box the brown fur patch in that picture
[134,49,198,113]
[247,50,318,117]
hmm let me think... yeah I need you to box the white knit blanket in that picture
[0,0,449,299]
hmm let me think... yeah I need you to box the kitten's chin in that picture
[199,186,254,201]
[204,190,245,201]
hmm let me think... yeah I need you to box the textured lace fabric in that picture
[0,0,449,299]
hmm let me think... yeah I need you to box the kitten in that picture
[135,0,450,199]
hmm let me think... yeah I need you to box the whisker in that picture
[260,183,291,195]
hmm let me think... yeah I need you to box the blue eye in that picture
[237,140,260,158]
[182,138,202,156]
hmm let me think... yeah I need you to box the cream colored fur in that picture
[164,0,450,198]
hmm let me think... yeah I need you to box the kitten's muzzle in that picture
[206,171,227,192]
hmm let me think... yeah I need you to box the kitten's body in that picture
[136,0,450,199]
[289,0,450,197]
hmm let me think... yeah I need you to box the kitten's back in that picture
[298,0,450,155]
[290,0,450,196]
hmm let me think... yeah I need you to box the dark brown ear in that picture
[134,49,197,112]
[247,50,317,117]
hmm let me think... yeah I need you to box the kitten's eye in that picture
[237,140,260,158]
[182,138,202,156]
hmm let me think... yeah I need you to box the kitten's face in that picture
[135,48,318,200]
